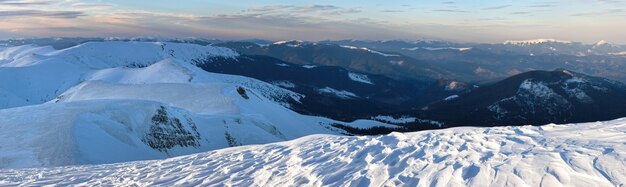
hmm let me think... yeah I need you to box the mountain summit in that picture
[425,69,626,126]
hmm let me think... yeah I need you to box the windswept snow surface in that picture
[2,119,625,186]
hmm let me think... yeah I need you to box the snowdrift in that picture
[1,119,624,186]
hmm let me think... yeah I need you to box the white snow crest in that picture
[301,65,317,69]
[54,41,238,68]
[444,95,459,101]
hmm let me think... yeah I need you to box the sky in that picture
[0,0,625,44]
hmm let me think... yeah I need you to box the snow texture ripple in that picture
[1,119,625,186]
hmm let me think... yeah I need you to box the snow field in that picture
[1,119,624,186]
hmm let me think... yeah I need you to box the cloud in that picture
[528,3,557,8]
[245,5,292,12]
[245,4,360,15]
[246,5,352,13]
[570,8,625,16]
[432,9,468,13]
[57,7,411,41]
[0,10,84,18]
[597,0,626,4]
[482,5,511,10]
[0,0,55,6]
[71,3,114,9]
[476,17,510,21]
[293,5,341,12]
[327,8,361,15]
[512,11,531,15]
[0,1,625,44]
[381,9,404,13]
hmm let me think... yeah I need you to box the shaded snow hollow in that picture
[2,119,625,186]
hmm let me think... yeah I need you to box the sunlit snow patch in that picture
[348,72,374,85]
[301,65,317,69]
[340,45,400,57]
[318,87,358,99]
[444,95,459,101]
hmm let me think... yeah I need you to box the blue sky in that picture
[0,0,625,43]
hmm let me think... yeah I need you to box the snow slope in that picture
[0,41,238,109]
[1,118,624,186]
[0,41,396,168]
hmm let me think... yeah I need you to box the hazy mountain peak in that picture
[503,39,573,45]
[595,40,610,46]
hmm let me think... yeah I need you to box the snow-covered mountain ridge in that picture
[0,41,397,168]
[0,41,238,68]
[503,39,573,45]
[0,41,238,109]
[425,70,626,126]
[1,118,624,186]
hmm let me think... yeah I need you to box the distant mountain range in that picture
[1,37,625,130]
[4,37,626,83]
[213,39,626,83]
[1,38,626,168]
[422,70,626,126]
[215,40,451,81]
[199,54,463,121]
[321,39,626,83]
